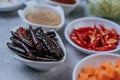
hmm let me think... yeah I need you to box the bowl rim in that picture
[0,0,26,9]
[18,3,65,29]
[46,0,80,7]
[8,26,66,64]
[72,53,120,80]
[64,17,120,54]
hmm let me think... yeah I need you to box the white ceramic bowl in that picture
[42,0,80,15]
[64,17,120,54]
[18,1,65,31]
[73,53,120,80]
[8,26,66,71]
[0,0,26,12]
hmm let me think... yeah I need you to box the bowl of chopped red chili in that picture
[64,17,120,54]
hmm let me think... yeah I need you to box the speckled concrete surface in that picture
[0,1,88,80]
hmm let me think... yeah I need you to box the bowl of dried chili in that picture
[7,26,66,71]
[64,17,120,54]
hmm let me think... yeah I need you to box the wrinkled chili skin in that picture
[70,24,120,51]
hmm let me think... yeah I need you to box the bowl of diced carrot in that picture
[73,53,120,80]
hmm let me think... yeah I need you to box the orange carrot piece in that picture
[94,67,104,78]
[100,62,112,69]
[78,73,88,80]
[105,64,115,78]
[113,68,120,80]
[82,66,95,76]
[98,71,112,80]
[88,76,96,80]
[115,60,120,68]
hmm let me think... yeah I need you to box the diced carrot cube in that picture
[94,67,104,78]
[79,73,88,78]
[82,66,95,76]
[113,68,120,80]
[78,77,88,80]
[98,71,112,80]
[78,73,88,80]
[100,62,112,69]
[105,64,115,78]
[88,76,96,80]
[115,60,120,68]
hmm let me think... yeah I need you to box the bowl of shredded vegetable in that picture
[87,0,120,20]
